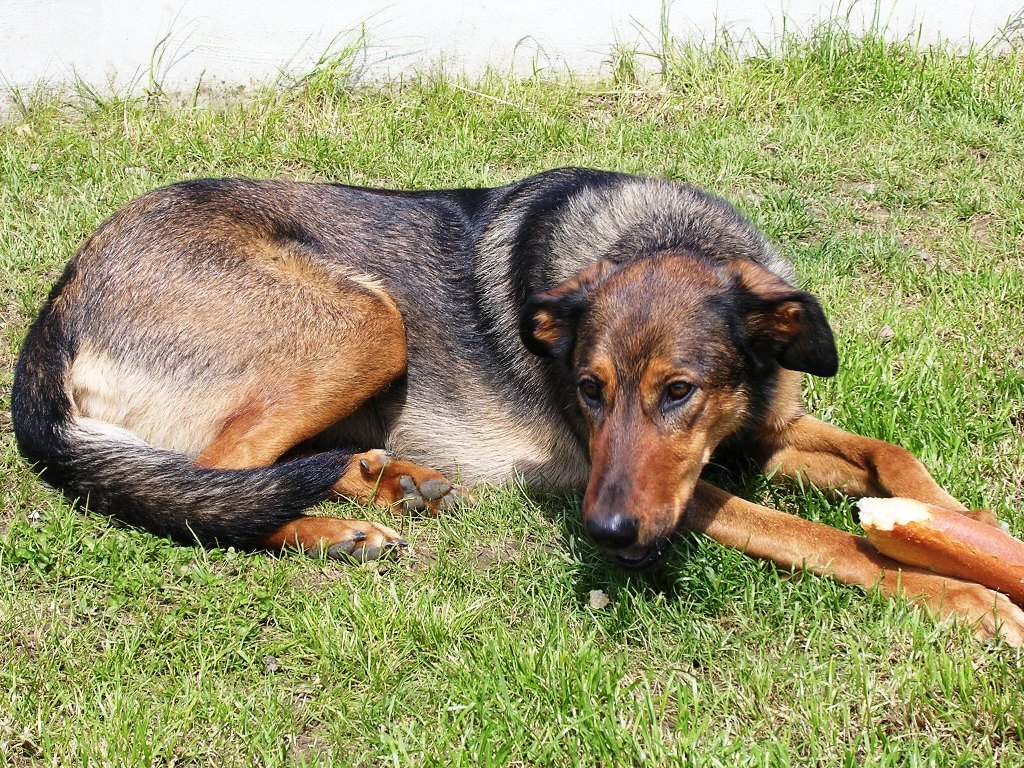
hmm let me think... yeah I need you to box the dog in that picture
[12,167,1023,643]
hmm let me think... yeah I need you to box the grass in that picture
[3,28,1024,766]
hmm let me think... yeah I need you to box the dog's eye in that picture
[578,379,602,407]
[662,381,695,409]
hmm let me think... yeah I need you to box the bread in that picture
[858,497,1024,606]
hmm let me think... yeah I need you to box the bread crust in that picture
[859,498,1024,606]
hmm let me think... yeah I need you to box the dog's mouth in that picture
[611,537,672,571]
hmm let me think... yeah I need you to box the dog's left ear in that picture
[729,259,839,377]
[520,259,619,362]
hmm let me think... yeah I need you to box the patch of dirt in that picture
[0,718,43,766]
[837,193,970,275]
[472,538,522,568]
[968,213,998,248]
[404,544,439,574]
[404,538,523,574]
[287,731,329,764]
[857,201,892,226]
[835,179,879,196]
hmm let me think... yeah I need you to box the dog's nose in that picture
[586,512,639,549]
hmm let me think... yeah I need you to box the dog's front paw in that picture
[962,507,1003,528]
[945,584,1024,647]
[912,578,1024,647]
[884,570,1024,647]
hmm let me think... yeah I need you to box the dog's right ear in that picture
[519,259,618,361]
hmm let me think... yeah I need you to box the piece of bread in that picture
[858,497,1024,606]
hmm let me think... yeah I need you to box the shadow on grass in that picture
[518,459,775,620]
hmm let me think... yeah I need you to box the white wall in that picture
[2,1,1022,94]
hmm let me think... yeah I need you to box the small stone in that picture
[879,325,895,344]
[589,589,611,609]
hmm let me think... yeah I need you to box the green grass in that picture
[3,29,1024,766]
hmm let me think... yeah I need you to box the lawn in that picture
[2,29,1024,766]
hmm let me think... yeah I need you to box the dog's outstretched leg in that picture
[751,413,1000,525]
[685,481,1024,645]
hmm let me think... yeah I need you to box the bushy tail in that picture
[11,307,348,550]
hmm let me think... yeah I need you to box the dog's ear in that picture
[729,259,839,377]
[520,259,619,361]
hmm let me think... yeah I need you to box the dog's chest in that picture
[384,399,589,490]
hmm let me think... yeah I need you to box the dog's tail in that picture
[11,304,348,550]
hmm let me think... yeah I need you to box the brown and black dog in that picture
[12,168,1023,643]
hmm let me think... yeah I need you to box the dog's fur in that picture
[12,168,1024,641]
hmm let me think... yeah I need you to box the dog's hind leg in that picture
[260,512,408,562]
[247,452,467,562]
[193,280,467,561]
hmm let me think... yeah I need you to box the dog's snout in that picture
[586,511,640,550]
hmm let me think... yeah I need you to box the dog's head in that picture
[520,252,837,569]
